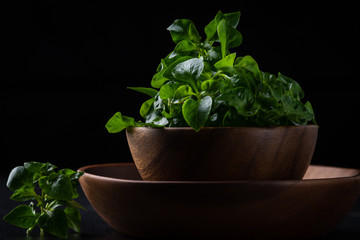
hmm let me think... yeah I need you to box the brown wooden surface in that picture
[126,126,318,181]
[79,163,360,240]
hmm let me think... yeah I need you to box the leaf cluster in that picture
[3,162,85,239]
[106,10,316,132]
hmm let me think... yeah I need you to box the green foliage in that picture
[3,162,85,239]
[182,96,212,132]
[106,10,316,133]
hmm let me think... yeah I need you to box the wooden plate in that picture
[79,163,360,240]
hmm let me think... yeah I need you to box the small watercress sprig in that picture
[3,162,85,239]
[106,10,316,132]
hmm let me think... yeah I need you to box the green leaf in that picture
[277,73,304,99]
[204,46,222,62]
[70,171,84,182]
[205,11,241,41]
[204,11,222,41]
[38,209,68,239]
[171,58,204,83]
[182,96,212,131]
[162,56,193,80]
[6,166,34,192]
[262,72,277,85]
[47,199,86,212]
[145,109,169,126]
[223,11,241,29]
[39,173,74,201]
[140,98,155,118]
[24,161,57,174]
[56,170,83,198]
[151,69,168,89]
[159,82,181,99]
[174,40,198,53]
[219,87,256,116]
[10,186,39,201]
[153,94,164,110]
[105,112,136,133]
[234,55,261,78]
[152,56,188,89]
[67,200,87,211]
[217,19,242,58]
[23,162,57,185]
[305,101,317,125]
[58,168,76,177]
[64,207,81,233]
[127,87,158,98]
[41,163,58,174]
[3,205,37,229]
[144,94,169,126]
[220,67,252,89]
[256,95,278,110]
[201,80,221,93]
[165,104,184,124]
[222,108,249,127]
[167,19,201,43]
[214,53,236,69]
[280,95,313,125]
[173,85,196,103]
[24,162,44,173]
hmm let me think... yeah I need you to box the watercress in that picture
[106,10,316,132]
[3,162,85,239]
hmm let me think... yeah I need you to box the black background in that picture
[1,1,360,239]
[0,1,359,173]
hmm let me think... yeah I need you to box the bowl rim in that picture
[78,162,359,185]
[126,125,319,131]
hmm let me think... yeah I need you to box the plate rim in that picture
[78,163,360,185]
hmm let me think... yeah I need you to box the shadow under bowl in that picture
[79,163,360,240]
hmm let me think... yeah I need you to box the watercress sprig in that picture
[106,10,316,133]
[3,162,85,239]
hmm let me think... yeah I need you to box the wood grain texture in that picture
[79,163,360,240]
[126,126,318,181]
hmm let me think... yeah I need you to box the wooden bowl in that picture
[79,163,360,240]
[126,126,318,181]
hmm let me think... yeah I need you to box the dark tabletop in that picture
[1,176,360,240]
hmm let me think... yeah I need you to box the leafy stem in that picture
[3,162,85,239]
[190,81,200,96]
